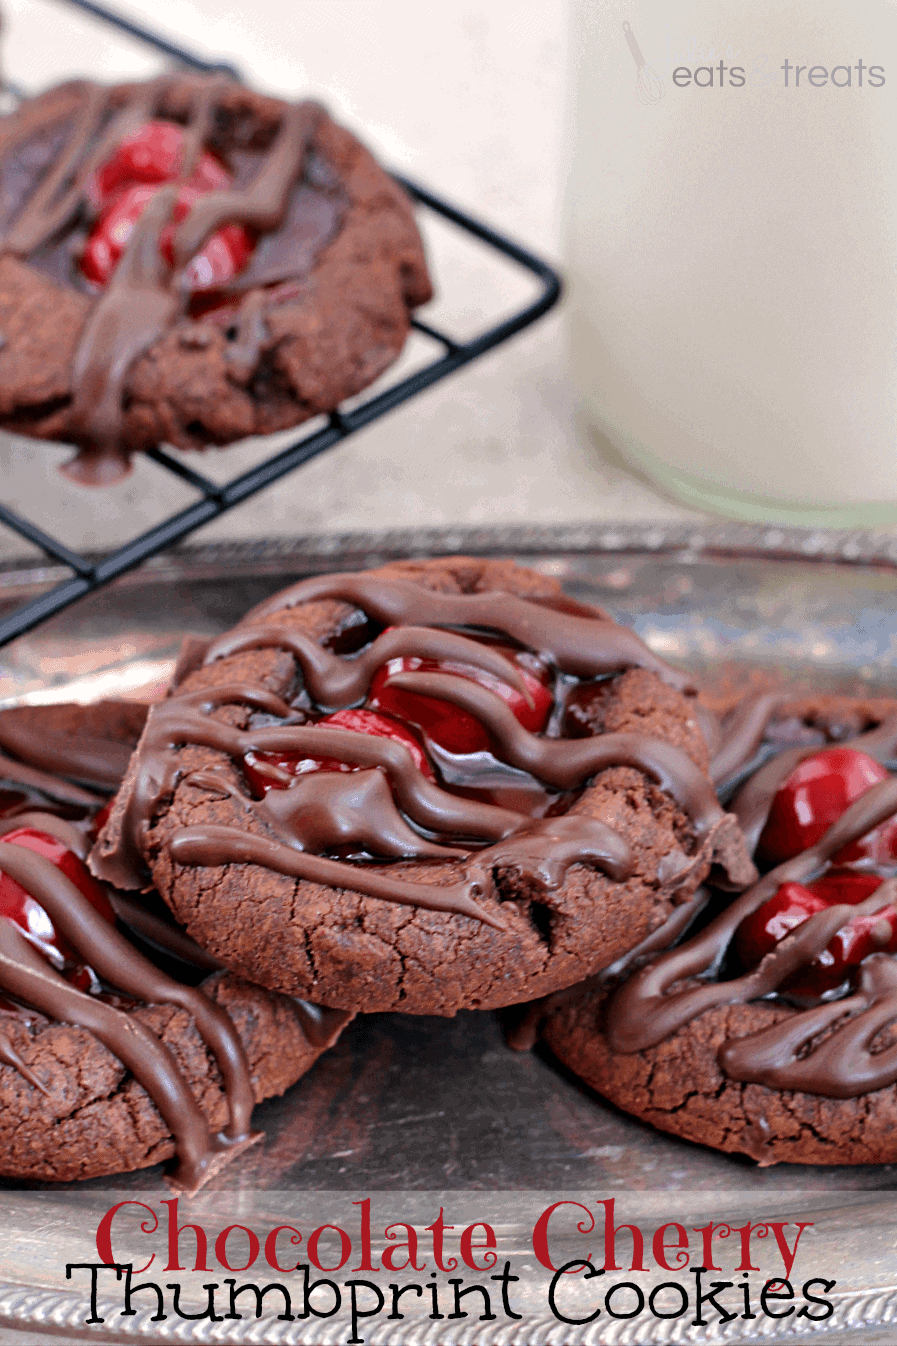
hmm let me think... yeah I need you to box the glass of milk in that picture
[567,0,897,525]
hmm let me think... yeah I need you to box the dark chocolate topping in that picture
[605,775,897,1098]
[708,692,788,785]
[0,751,102,809]
[93,574,747,922]
[247,571,695,692]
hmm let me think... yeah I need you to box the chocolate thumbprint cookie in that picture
[0,702,351,1188]
[0,75,431,482]
[92,557,755,1015]
[538,693,897,1165]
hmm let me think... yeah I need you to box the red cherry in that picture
[735,871,895,997]
[91,121,231,207]
[0,828,115,992]
[734,881,830,970]
[81,184,252,291]
[800,870,886,907]
[367,642,553,755]
[758,748,895,865]
[243,708,434,796]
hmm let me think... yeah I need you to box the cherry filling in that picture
[0,829,115,1002]
[80,121,254,293]
[758,747,897,865]
[242,636,554,805]
[735,872,896,997]
[735,747,897,998]
[367,640,553,754]
[243,708,434,796]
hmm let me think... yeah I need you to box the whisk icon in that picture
[623,21,664,105]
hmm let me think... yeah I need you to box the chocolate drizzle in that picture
[707,692,788,785]
[0,830,259,1190]
[93,573,750,925]
[0,76,335,483]
[171,102,319,271]
[1,80,160,257]
[203,621,533,709]
[68,182,181,482]
[224,290,268,383]
[0,696,350,1187]
[731,712,897,854]
[605,775,897,1098]
[248,571,696,693]
[0,752,102,810]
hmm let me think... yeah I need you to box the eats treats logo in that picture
[623,22,665,104]
[622,22,885,100]
[64,1196,837,1338]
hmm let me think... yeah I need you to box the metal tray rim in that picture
[2,519,897,597]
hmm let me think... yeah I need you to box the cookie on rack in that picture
[92,555,755,1016]
[536,694,897,1165]
[0,704,351,1188]
[0,74,431,484]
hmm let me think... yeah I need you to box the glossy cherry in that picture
[758,748,897,865]
[0,828,115,992]
[367,641,554,755]
[81,121,254,293]
[81,183,253,292]
[735,871,896,997]
[91,121,231,206]
[243,708,434,796]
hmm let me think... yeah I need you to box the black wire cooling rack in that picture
[0,0,562,648]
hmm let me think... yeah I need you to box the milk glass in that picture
[567,0,897,524]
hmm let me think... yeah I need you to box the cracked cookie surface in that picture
[0,971,343,1183]
[541,990,897,1166]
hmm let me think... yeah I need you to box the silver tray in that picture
[1,523,896,1344]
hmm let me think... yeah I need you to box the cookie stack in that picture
[7,557,894,1183]
[0,556,758,1186]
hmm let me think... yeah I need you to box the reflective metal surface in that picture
[0,524,895,1341]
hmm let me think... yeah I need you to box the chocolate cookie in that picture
[0,963,348,1187]
[92,557,755,1016]
[0,74,431,483]
[537,697,897,1165]
[0,697,148,794]
[0,705,351,1188]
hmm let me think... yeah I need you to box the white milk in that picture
[567,0,897,523]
